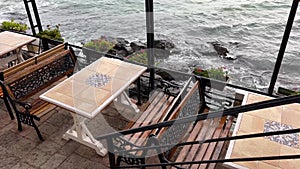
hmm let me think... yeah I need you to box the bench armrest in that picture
[12,99,32,110]
[9,99,40,120]
[0,81,39,121]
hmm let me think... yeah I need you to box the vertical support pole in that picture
[31,0,43,33]
[23,0,43,35]
[107,137,116,168]
[137,77,142,105]
[145,0,155,90]
[23,0,49,51]
[23,0,36,35]
[268,0,299,95]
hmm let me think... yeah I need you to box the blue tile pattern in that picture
[264,121,299,148]
[86,73,111,88]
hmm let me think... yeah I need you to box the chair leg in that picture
[30,117,44,141]
[116,156,122,167]
[3,96,15,120]
[16,113,23,131]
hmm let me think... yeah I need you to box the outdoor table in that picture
[0,31,36,67]
[225,91,300,169]
[40,57,147,156]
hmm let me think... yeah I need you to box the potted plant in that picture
[193,67,229,90]
[277,87,300,96]
[82,36,116,59]
[0,19,28,32]
[36,25,64,42]
[126,49,162,66]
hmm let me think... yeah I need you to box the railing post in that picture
[137,77,142,105]
[145,0,155,90]
[23,0,43,35]
[268,0,299,95]
[107,137,116,169]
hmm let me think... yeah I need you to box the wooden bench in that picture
[0,43,76,140]
[123,77,193,146]
[107,78,234,169]
[152,80,234,169]
[107,78,199,167]
[0,44,67,97]
[152,83,234,169]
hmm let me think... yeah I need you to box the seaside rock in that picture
[210,42,237,60]
[114,38,130,50]
[113,38,131,57]
[155,69,175,81]
[84,36,175,61]
[130,41,147,52]
[154,40,175,50]
[211,42,229,57]
[153,40,175,58]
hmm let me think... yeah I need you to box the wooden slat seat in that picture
[126,90,175,145]
[19,99,56,117]
[0,43,76,141]
[112,78,194,166]
[166,115,234,169]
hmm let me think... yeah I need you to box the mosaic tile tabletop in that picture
[225,92,300,169]
[86,73,111,88]
[40,57,147,118]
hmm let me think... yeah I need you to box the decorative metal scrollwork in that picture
[117,156,145,167]
[113,136,144,157]
[9,54,74,100]
[17,110,34,126]
[158,88,200,154]
[113,136,146,167]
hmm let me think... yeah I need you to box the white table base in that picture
[114,91,140,113]
[62,91,139,156]
[63,114,108,156]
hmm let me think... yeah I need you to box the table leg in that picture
[16,48,25,62]
[63,113,108,156]
[114,91,140,113]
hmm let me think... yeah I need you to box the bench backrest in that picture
[2,44,76,100]
[0,44,67,80]
[156,80,200,151]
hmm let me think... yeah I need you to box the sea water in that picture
[0,0,299,92]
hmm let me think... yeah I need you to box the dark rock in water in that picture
[130,41,147,52]
[114,38,129,51]
[105,49,117,57]
[155,69,175,81]
[212,42,229,56]
[84,36,175,61]
[131,40,175,51]
[154,40,175,50]
[112,38,132,57]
